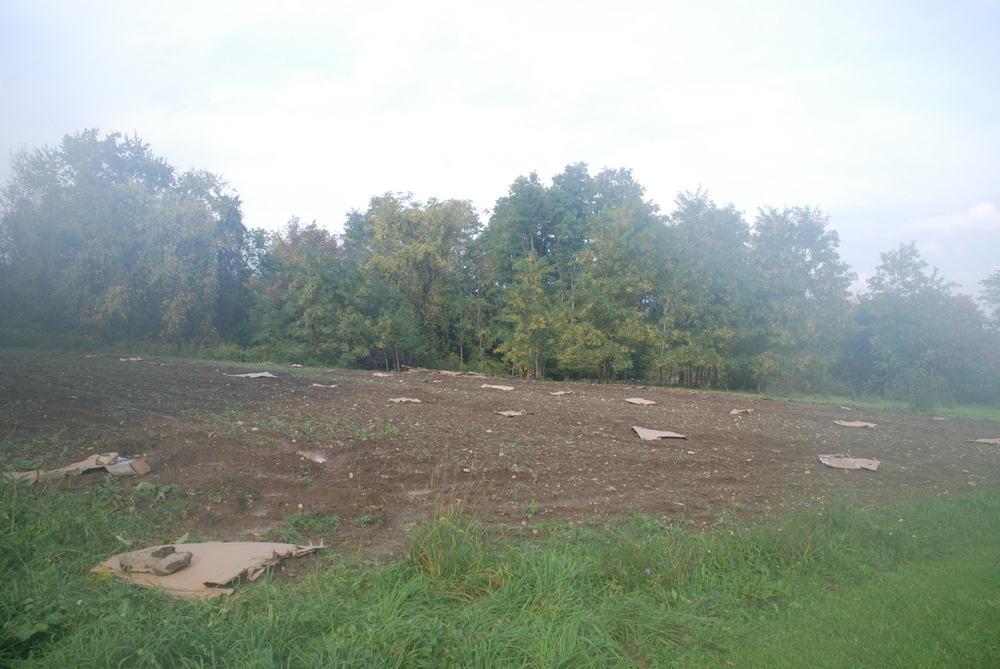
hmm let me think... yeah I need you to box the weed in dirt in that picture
[134,481,178,500]
[276,510,342,544]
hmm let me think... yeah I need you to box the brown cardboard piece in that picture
[549,391,574,396]
[730,409,754,415]
[4,453,150,484]
[93,542,320,599]
[625,398,657,405]
[632,426,686,440]
[834,420,877,429]
[818,454,881,470]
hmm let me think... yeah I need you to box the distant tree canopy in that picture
[0,130,252,344]
[2,131,998,405]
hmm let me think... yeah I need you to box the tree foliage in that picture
[3,134,998,403]
[0,130,251,344]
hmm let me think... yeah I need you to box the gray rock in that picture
[120,546,193,576]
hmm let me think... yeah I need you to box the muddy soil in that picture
[2,348,998,556]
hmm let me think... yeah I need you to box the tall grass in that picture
[3,476,999,667]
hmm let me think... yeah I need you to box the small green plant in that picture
[278,510,342,544]
[134,481,178,500]
[523,500,540,517]
[354,505,384,527]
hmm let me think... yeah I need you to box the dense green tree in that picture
[658,190,753,387]
[744,206,855,391]
[494,251,556,378]
[343,193,481,366]
[980,270,1000,328]
[556,206,662,381]
[849,242,998,405]
[0,130,249,344]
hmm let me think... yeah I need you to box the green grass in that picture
[2,476,999,667]
[719,387,1000,422]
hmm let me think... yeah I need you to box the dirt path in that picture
[3,348,998,556]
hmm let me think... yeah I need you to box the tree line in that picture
[3,130,999,405]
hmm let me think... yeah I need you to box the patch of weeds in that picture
[523,500,540,518]
[1,456,47,472]
[354,505,385,527]
[377,425,400,438]
[134,481,179,501]
[278,510,342,543]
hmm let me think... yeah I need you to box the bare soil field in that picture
[2,348,998,556]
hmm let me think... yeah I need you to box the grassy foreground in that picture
[2,478,998,668]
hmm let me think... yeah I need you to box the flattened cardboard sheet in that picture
[818,455,880,470]
[632,426,686,440]
[4,453,149,484]
[625,398,657,405]
[93,542,319,599]
[834,420,877,429]
[481,384,514,391]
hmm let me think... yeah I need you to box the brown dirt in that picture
[2,348,998,557]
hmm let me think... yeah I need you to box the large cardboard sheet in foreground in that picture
[94,542,319,599]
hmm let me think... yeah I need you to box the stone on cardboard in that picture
[120,545,193,576]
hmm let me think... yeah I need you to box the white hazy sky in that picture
[2,0,998,293]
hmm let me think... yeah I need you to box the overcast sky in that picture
[2,0,998,293]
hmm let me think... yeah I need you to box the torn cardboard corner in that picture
[4,453,150,484]
[388,397,421,403]
[730,408,754,415]
[818,454,881,471]
[482,384,514,391]
[496,410,529,417]
[632,426,686,441]
[549,390,574,396]
[834,420,877,429]
[969,438,1000,445]
[625,397,657,406]
[226,371,278,379]
[94,542,320,599]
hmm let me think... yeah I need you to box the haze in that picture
[2,0,998,291]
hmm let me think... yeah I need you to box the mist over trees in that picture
[2,130,998,406]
